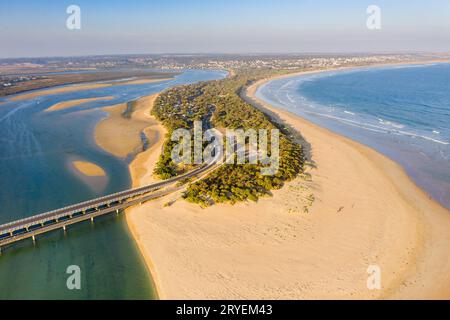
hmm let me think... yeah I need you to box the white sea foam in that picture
[261,73,450,148]
[286,93,296,104]
[395,129,449,145]
[304,106,449,145]
[280,80,296,91]
[378,118,405,129]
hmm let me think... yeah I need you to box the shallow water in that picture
[257,63,450,210]
[0,69,226,299]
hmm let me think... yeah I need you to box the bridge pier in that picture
[0,169,200,249]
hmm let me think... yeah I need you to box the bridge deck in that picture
[0,159,218,250]
[0,185,180,248]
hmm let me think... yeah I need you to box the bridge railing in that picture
[1,186,163,233]
[0,161,214,234]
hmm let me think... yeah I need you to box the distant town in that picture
[1,53,449,98]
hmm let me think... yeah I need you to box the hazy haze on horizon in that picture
[0,0,449,58]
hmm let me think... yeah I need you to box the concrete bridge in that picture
[0,159,218,252]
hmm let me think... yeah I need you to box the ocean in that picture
[256,63,450,210]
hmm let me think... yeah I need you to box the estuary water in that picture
[0,70,226,299]
[257,63,450,210]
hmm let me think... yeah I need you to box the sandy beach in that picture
[10,83,112,101]
[124,69,450,299]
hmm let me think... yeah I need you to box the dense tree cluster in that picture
[151,83,211,178]
[151,69,304,205]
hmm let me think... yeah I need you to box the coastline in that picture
[251,58,450,87]
[124,65,450,299]
[122,93,167,299]
[253,60,450,210]
[93,91,166,298]
[246,74,450,298]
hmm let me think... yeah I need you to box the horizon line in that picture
[2,50,450,61]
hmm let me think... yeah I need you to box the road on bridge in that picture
[0,154,222,249]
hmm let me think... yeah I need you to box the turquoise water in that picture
[0,70,226,299]
[257,63,450,210]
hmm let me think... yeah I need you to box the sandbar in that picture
[94,94,165,160]
[45,96,115,112]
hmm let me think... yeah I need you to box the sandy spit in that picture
[125,68,450,299]
[94,95,163,158]
[45,96,114,112]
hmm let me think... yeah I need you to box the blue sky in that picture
[0,0,449,58]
